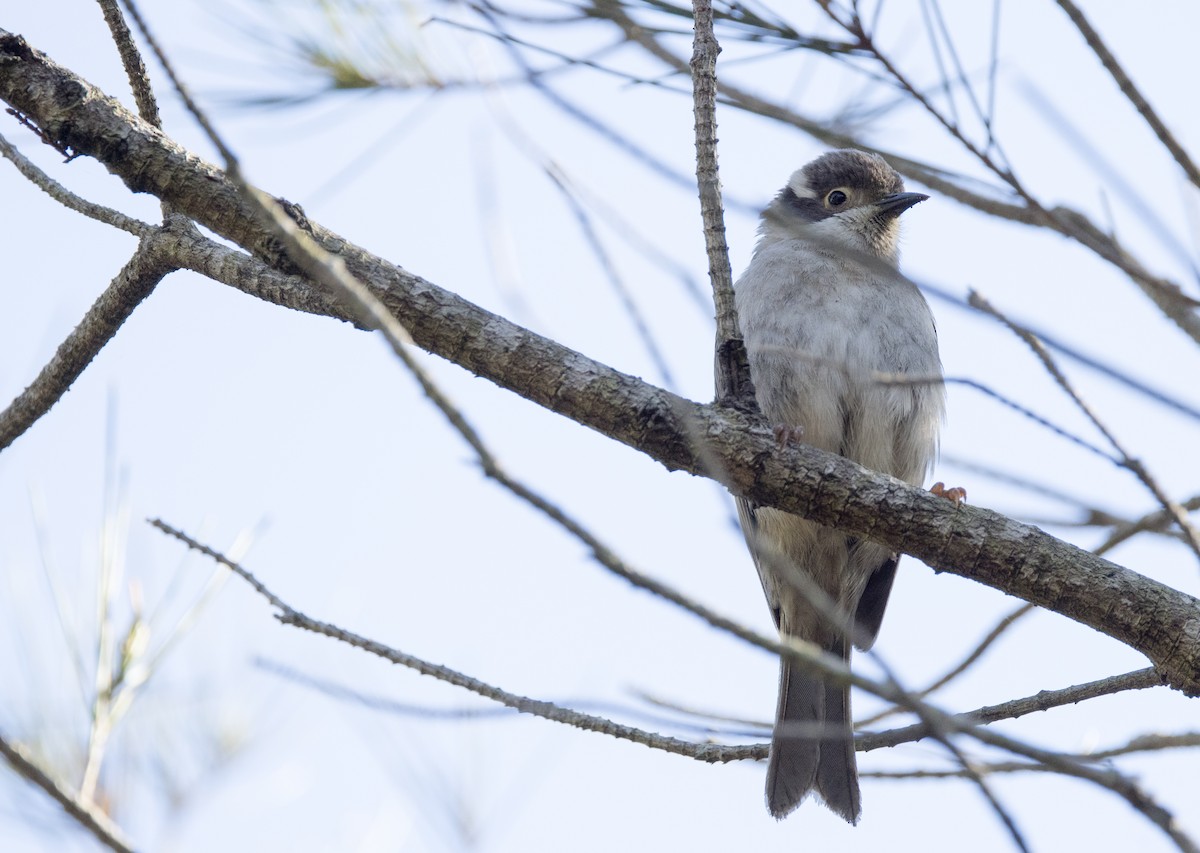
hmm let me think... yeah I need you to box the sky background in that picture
[2,1,1199,851]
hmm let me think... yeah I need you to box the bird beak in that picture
[877,192,929,217]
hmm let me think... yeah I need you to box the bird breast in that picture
[734,240,944,487]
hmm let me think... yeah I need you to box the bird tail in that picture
[765,636,861,823]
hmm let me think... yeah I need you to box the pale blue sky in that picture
[2,3,1198,851]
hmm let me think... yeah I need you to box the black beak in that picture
[877,192,929,218]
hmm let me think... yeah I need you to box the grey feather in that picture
[734,150,944,822]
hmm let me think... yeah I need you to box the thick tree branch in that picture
[2,30,1199,695]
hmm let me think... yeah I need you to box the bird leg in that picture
[773,424,806,449]
[930,482,967,504]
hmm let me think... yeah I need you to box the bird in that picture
[733,149,945,822]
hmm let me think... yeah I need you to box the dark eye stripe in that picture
[779,186,834,222]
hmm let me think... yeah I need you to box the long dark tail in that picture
[765,637,860,823]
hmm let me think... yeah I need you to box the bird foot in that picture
[773,424,805,449]
[930,482,967,504]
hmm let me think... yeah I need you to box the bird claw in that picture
[930,482,967,504]
[773,424,805,449]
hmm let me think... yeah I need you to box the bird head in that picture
[759,149,927,266]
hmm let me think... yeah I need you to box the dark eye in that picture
[827,190,848,206]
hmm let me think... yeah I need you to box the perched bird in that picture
[733,149,945,822]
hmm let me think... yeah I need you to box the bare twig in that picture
[969,289,1200,564]
[0,232,174,451]
[1085,731,1200,761]
[1096,494,1200,555]
[0,132,151,236]
[867,729,1200,777]
[920,604,1036,696]
[860,667,1165,751]
[0,732,136,853]
[1053,0,1200,191]
[858,603,1036,727]
[147,519,746,762]
[97,0,160,127]
[115,0,234,169]
[503,130,680,387]
[594,1,1200,343]
[689,0,750,405]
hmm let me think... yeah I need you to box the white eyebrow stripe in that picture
[787,180,817,198]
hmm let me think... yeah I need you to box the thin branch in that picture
[920,604,1035,694]
[860,667,1165,751]
[1095,494,1200,556]
[510,133,679,387]
[820,2,1027,203]
[115,0,235,169]
[969,289,1200,564]
[858,603,1035,727]
[147,519,744,762]
[0,132,151,236]
[689,0,750,404]
[986,0,1001,150]
[97,0,160,127]
[922,280,1200,423]
[700,665,1168,757]
[471,5,723,207]
[1053,0,1200,191]
[0,732,136,853]
[1086,731,1200,761]
[940,454,1126,523]
[257,657,739,735]
[0,232,174,451]
[942,377,1115,461]
[868,729,1200,777]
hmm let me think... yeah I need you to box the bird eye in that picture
[826,190,848,207]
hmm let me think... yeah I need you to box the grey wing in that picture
[735,495,783,630]
[852,552,898,651]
